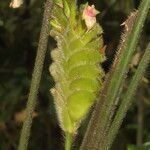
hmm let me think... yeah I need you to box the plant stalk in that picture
[18,1,53,150]
[101,43,150,150]
[65,132,73,150]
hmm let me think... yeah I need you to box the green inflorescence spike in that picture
[49,1,105,134]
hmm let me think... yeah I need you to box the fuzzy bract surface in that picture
[50,1,105,133]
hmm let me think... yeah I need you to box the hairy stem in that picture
[96,2,150,148]
[18,1,53,150]
[101,43,150,150]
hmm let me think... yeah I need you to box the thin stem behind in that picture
[18,1,53,150]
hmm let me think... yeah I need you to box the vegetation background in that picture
[0,0,150,149]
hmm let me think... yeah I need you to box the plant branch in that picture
[101,42,150,150]
[18,1,53,150]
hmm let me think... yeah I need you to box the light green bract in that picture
[49,0,105,134]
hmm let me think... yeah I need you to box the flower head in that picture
[82,4,99,30]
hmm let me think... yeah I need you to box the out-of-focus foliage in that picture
[128,142,150,150]
[0,0,150,150]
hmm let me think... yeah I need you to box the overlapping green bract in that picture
[49,1,105,134]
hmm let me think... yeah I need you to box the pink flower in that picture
[82,5,99,30]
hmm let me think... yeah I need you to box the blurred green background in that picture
[0,0,150,150]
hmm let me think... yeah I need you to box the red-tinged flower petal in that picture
[82,5,98,30]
